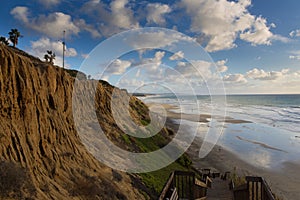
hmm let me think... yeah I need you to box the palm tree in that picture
[0,36,9,45]
[8,29,22,47]
[44,50,56,65]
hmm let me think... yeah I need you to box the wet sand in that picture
[147,103,252,124]
[148,103,300,200]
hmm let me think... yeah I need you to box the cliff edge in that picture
[0,44,148,199]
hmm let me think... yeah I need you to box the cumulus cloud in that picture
[246,68,289,81]
[81,0,139,37]
[30,37,77,67]
[74,19,101,38]
[126,30,195,49]
[290,29,300,37]
[10,6,99,39]
[240,16,273,46]
[180,0,279,52]
[106,59,132,75]
[133,51,166,76]
[216,59,228,73]
[223,74,247,83]
[146,3,171,25]
[110,0,138,29]
[170,60,213,81]
[10,6,29,23]
[169,51,184,61]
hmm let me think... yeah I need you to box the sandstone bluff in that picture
[0,44,155,199]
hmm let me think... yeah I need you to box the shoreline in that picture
[147,103,252,124]
[167,118,300,200]
[147,102,300,200]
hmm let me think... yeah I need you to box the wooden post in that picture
[62,30,65,69]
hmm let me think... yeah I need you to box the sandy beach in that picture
[149,103,300,200]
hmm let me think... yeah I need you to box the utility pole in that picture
[62,30,66,69]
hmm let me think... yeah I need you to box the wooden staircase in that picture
[206,177,233,200]
[159,169,276,200]
[159,171,208,200]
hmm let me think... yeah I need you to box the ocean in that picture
[140,94,300,169]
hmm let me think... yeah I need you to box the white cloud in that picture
[154,51,165,63]
[170,60,213,81]
[180,0,279,52]
[11,7,80,38]
[223,74,247,83]
[10,6,29,23]
[223,68,300,94]
[133,51,166,76]
[289,55,300,60]
[11,6,101,39]
[37,0,60,7]
[169,51,184,61]
[81,0,139,37]
[146,3,171,25]
[246,68,288,81]
[122,51,167,82]
[240,16,273,46]
[216,59,228,73]
[110,0,138,29]
[289,50,300,60]
[290,29,300,37]
[74,19,101,38]
[125,30,195,49]
[118,78,144,92]
[30,37,77,67]
[106,59,132,75]
[271,34,291,43]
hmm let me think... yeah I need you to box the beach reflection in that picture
[247,149,272,168]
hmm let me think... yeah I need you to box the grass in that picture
[230,167,246,187]
[128,132,193,195]
[139,161,188,194]
[121,134,131,145]
[119,124,194,196]
[117,92,195,197]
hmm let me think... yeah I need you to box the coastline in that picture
[148,103,300,200]
[147,103,252,124]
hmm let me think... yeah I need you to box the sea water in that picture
[140,94,300,169]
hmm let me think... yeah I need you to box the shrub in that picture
[0,161,36,199]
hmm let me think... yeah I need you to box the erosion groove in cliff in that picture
[0,45,148,199]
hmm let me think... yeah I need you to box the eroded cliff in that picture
[0,44,148,199]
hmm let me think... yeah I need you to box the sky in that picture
[1,0,300,94]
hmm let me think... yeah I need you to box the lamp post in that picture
[62,30,66,68]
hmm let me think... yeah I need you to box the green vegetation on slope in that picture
[118,116,193,197]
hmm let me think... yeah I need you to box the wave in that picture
[142,94,300,134]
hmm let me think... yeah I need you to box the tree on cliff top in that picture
[0,36,9,45]
[44,50,56,65]
[8,29,22,47]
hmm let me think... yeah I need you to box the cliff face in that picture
[0,44,146,199]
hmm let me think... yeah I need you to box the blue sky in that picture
[1,0,300,94]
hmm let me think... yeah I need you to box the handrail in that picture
[261,178,275,200]
[159,171,207,200]
[159,172,175,200]
[232,176,275,200]
[246,176,275,200]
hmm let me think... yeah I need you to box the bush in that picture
[0,161,36,199]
